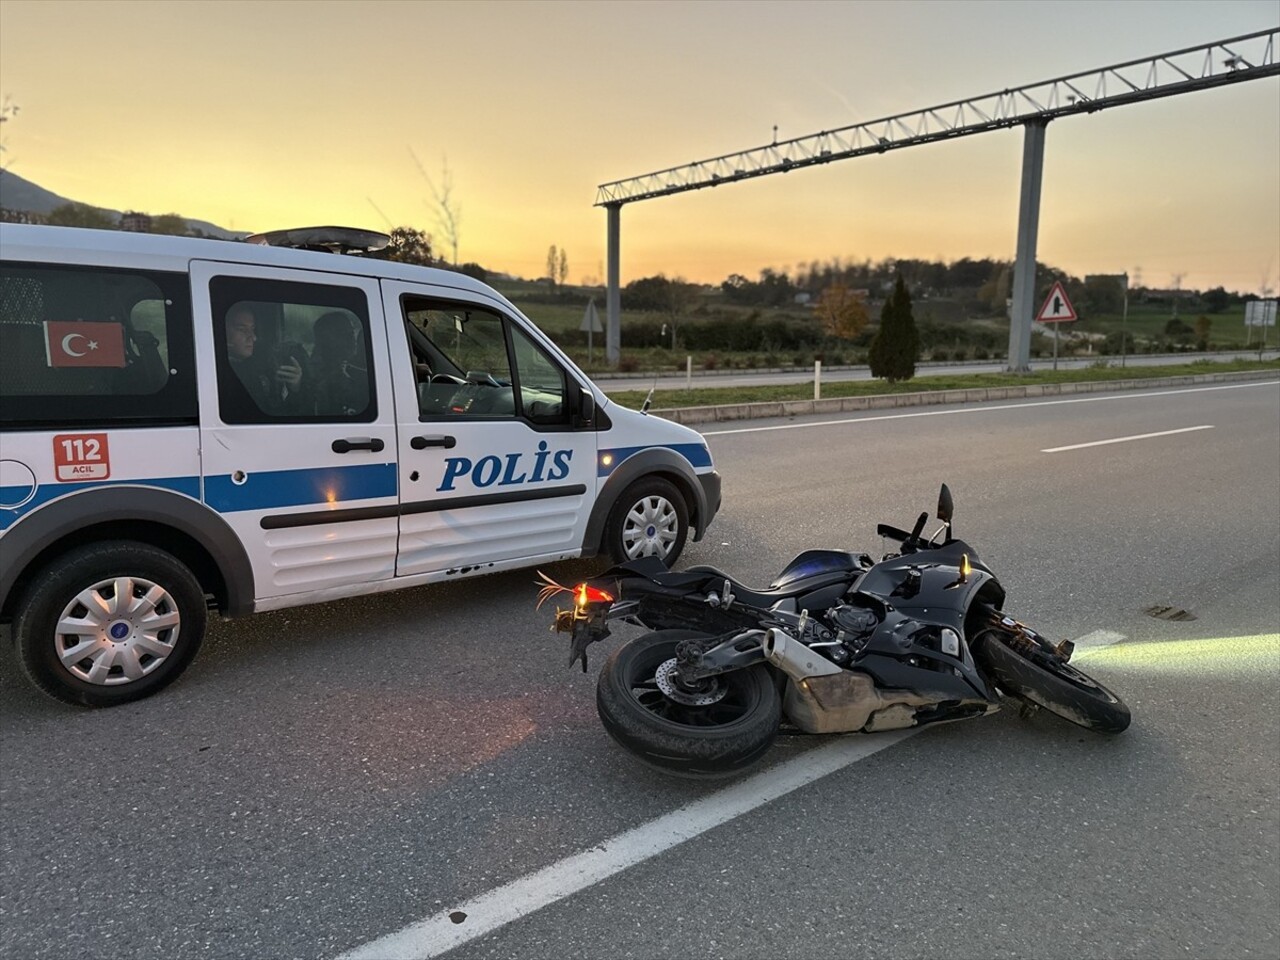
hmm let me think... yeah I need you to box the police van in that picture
[0,224,721,707]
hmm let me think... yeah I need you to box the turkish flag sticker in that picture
[43,321,127,368]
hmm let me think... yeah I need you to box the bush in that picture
[617,355,640,372]
[702,354,719,370]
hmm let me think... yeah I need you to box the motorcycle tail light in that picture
[575,583,614,609]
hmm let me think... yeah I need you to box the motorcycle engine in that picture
[825,603,880,663]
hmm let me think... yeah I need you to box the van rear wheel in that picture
[13,542,207,708]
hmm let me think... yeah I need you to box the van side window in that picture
[209,276,374,424]
[0,262,195,429]
[401,296,566,424]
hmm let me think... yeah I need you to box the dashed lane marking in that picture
[1040,424,1213,453]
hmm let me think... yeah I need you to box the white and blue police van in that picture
[0,224,721,707]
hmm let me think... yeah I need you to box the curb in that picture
[646,369,1280,426]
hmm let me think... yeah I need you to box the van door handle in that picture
[332,437,386,454]
[411,435,457,450]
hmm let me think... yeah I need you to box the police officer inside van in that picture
[310,310,368,417]
[224,305,308,416]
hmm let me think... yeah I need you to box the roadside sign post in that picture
[1244,300,1277,357]
[580,299,604,365]
[1036,281,1079,371]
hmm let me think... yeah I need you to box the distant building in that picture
[0,207,45,225]
[1085,272,1129,290]
[120,211,151,232]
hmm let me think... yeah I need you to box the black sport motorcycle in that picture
[540,484,1130,778]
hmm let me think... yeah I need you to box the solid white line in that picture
[700,380,1278,437]
[1040,424,1213,453]
[336,729,917,960]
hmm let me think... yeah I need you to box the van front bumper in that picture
[694,470,722,541]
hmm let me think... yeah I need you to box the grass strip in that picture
[605,359,1280,410]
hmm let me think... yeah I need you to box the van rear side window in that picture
[209,275,375,424]
[0,262,196,429]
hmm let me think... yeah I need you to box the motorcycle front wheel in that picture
[596,629,782,778]
[974,623,1131,734]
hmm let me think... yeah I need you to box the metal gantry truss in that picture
[595,28,1279,207]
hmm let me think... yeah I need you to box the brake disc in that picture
[654,658,728,707]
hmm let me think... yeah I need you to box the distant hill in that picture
[0,169,245,240]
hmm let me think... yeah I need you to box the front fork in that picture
[990,614,1075,662]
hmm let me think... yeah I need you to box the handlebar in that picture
[879,512,930,553]
[876,523,912,542]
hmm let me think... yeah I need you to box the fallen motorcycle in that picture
[539,484,1130,778]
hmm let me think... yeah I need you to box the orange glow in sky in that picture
[1,0,1277,293]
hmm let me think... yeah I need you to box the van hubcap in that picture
[54,577,181,685]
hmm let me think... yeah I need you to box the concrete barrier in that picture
[646,369,1280,426]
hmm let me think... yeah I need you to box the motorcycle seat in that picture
[683,563,853,609]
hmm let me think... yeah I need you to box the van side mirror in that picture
[576,386,596,425]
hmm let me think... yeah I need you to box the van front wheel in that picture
[13,542,207,708]
[604,478,690,567]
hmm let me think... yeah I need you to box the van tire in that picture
[13,542,207,708]
[604,477,690,567]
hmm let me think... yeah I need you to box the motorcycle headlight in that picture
[940,628,961,657]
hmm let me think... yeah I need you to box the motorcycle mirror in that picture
[937,484,954,525]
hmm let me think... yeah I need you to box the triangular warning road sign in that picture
[1036,281,1077,323]
[580,299,604,333]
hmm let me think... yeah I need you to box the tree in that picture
[1081,275,1124,316]
[546,244,558,289]
[868,273,920,383]
[621,274,697,347]
[1194,315,1212,350]
[816,281,870,341]
[372,226,435,266]
[149,213,189,236]
[0,96,17,171]
[1202,286,1231,313]
[1164,317,1193,344]
[978,263,1012,314]
[411,149,460,264]
[46,202,115,230]
[558,248,569,287]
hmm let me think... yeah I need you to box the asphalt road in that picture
[2,379,1278,960]
[591,348,1280,393]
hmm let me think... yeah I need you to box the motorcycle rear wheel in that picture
[596,629,781,778]
[974,625,1131,734]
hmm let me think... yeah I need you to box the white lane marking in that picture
[1040,424,1214,453]
[1072,629,1127,648]
[700,380,1278,437]
[336,729,918,960]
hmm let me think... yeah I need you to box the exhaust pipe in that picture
[762,628,843,680]
[763,626,935,735]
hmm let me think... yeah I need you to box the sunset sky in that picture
[1,0,1277,294]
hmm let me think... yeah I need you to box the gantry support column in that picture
[605,202,622,366]
[1007,120,1048,373]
